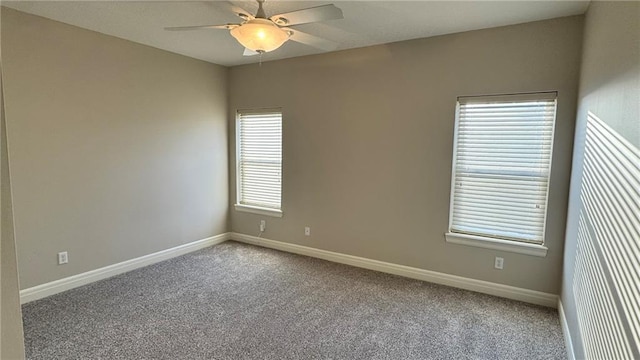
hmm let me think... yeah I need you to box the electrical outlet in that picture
[304,227,311,236]
[494,257,504,270]
[260,220,266,232]
[58,251,68,265]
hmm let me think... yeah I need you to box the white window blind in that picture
[449,93,557,244]
[237,110,282,210]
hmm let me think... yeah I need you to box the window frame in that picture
[234,108,283,218]
[445,92,558,257]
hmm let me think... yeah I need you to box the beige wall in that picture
[1,13,26,357]
[561,1,639,358]
[229,16,584,294]
[1,8,229,289]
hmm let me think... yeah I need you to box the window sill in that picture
[445,232,548,257]
[234,204,283,218]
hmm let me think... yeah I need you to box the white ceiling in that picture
[3,1,589,67]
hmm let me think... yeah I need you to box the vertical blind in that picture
[237,110,282,210]
[449,93,557,244]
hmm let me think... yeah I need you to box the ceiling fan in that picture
[165,0,343,56]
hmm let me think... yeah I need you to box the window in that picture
[235,109,282,217]
[445,92,557,256]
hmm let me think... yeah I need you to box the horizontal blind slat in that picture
[452,213,545,229]
[452,218,542,234]
[453,205,546,219]
[451,224,541,243]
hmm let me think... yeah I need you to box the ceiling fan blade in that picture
[243,48,260,57]
[270,4,343,26]
[284,28,338,52]
[165,24,239,31]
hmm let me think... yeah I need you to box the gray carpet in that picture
[22,241,565,359]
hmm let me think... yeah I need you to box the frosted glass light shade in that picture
[230,19,290,52]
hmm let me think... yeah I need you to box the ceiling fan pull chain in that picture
[259,52,263,67]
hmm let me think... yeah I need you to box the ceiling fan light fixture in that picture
[230,18,290,52]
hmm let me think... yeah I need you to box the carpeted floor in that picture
[22,241,566,359]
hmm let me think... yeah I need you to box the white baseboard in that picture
[230,232,559,308]
[20,232,231,304]
[21,231,559,309]
[558,299,576,360]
